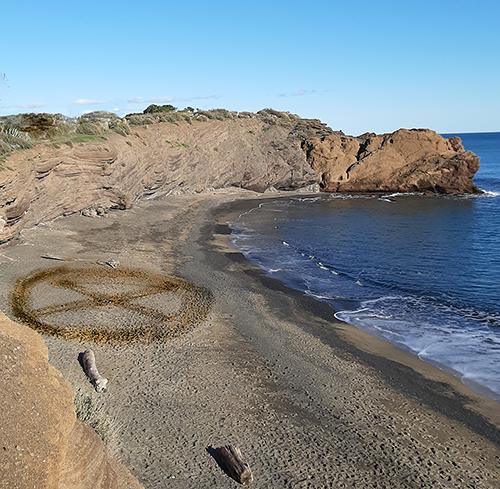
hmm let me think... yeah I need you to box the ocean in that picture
[229,132,500,401]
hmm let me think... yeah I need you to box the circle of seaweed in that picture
[11,265,214,344]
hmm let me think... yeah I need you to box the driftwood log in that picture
[41,255,119,268]
[81,349,108,393]
[219,445,253,485]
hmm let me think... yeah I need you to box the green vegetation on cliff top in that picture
[0,105,335,169]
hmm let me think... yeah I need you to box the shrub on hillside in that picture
[76,120,105,136]
[80,111,120,121]
[108,119,131,136]
[143,104,178,114]
[124,114,145,126]
[195,109,234,121]
[0,131,35,163]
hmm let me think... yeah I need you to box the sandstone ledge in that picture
[0,311,143,488]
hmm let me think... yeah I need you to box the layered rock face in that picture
[0,311,143,488]
[303,129,481,194]
[0,118,321,244]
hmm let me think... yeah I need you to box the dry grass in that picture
[74,388,111,444]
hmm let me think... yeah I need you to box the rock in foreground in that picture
[0,311,143,488]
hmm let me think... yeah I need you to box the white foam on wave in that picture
[232,201,275,224]
[227,192,500,400]
[328,192,425,202]
[306,291,336,301]
[295,196,322,203]
[454,189,500,199]
[479,189,500,197]
[335,309,405,338]
[328,194,375,201]
[384,192,423,198]
[335,297,500,399]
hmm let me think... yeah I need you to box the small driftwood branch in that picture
[40,255,71,261]
[96,259,119,268]
[81,349,108,393]
[219,445,253,486]
[41,255,118,268]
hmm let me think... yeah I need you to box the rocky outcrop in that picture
[0,118,481,245]
[0,118,322,244]
[0,311,143,488]
[303,129,481,194]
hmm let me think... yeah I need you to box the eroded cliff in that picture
[0,116,327,244]
[0,111,481,246]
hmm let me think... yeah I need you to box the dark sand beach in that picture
[1,189,500,488]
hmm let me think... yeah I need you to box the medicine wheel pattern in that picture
[12,265,214,344]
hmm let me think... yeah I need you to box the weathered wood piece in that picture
[96,259,119,268]
[219,445,253,485]
[81,349,108,393]
[41,255,119,268]
[40,255,71,261]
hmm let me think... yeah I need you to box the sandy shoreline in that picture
[1,189,500,488]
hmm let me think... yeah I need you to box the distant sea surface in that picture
[229,132,500,400]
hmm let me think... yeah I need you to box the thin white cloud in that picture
[278,89,311,98]
[0,102,46,109]
[191,94,219,100]
[20,102,46,108]
[73,99,108,105]
[127,94,220,105]
[127,96,177,104]
[81,109,94,114]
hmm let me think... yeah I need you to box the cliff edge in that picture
[0,110,481,245]
[0,311,143,488]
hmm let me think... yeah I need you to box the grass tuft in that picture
[74,389,111,444]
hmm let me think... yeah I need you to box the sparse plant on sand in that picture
[70,134,103,143]
[74,389,111,443]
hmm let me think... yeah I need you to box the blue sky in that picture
[1,0,499,135]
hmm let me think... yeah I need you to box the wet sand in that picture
[1,189,500,488]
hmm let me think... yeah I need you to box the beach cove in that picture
[1,189,500,488]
